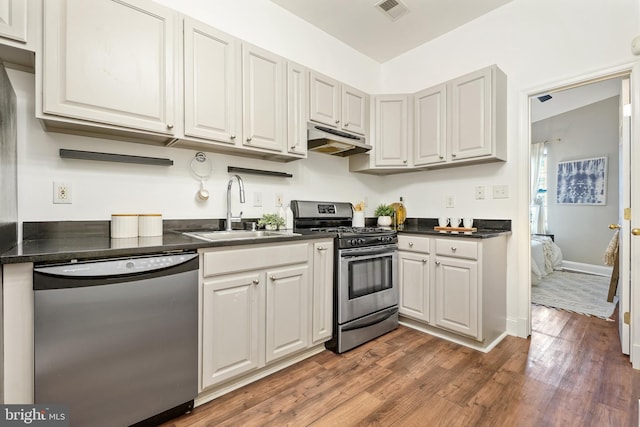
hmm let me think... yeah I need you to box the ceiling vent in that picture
[376,0,409,21]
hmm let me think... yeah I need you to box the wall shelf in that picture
[227,166,292,178]
[59,149,173,166]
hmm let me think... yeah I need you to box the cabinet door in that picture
[399,252,430,322]
[43,0,176,134]
[184,18,240,144]
[434,257,478,339]
[450,67,493,160]
[286,61,307,157]
[265,264,310,363]
[414,84,446,166]
[312,241,333,343]
[202,272,262,389]
[242,43,284,152]
[375,95,410,167]
[0,0,26,42]
[341,85,368,135]
[309,71,340,128]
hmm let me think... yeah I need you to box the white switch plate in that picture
[445,195,455,208]
[475,186,485,200]
[492,184,509,199]
[253,192,262,207]
[53,182,72,204]
[275,193,283,207]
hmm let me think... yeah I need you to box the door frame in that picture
[519,61,639,366]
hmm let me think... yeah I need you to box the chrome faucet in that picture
[226,175,246,231]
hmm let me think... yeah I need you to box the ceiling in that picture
[269,0,513,63]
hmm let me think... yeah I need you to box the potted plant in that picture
[374,204,394,227]
[258,213,285,230]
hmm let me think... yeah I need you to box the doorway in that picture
[528,73,631,355]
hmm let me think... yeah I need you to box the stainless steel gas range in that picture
[291,200,399,353]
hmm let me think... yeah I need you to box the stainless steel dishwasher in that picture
[34,252,199,427]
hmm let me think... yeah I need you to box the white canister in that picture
[138,214,163,237]
[111,214,139,238]
[352,211,365,228]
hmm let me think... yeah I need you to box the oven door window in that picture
[348,255,393,299]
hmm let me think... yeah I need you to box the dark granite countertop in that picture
[0,217,510,265]
[397,218,511,239]
[0,220,336,265]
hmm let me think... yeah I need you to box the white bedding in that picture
[531,235,563,285]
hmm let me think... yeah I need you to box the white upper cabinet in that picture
[183,18,240,145]
[309,70,368,136]
[449,65,507,162]
[286,61,308,157]
[42,0,177,135]
[414,83,447,167]
[341,85,368,135]
[0,0,27,42]
[241,43,285,153]
[374,95,410,167]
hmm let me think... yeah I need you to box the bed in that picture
[531,234,563,285]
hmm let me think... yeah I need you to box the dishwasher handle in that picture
[34,252,198,290]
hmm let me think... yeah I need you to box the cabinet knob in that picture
[252,279,259,285]
[270,275,276,281]
[451,246,457,251]
[422,259,428,263]
[246,136,252,142]
[452,153,457,158]
[317,246,327,251]
[403,160,407,164]
[230,134,236,140]
[409,242,414,247]
[335,119,340,124]
[344,122,350,127]
[166,123,174,130]
[632,228,640,236]
[435,261,441,266]
[439,155,444,159]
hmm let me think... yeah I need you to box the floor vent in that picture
[376,0,409,21]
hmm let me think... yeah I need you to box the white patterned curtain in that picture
[530,142,546,234]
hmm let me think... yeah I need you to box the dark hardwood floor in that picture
[163,306,640,426]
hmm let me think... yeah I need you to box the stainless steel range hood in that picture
[307,123,371,157]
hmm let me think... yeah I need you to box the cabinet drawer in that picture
[435,238,477,260]
[203,243,309,277]
[398,235,430,253]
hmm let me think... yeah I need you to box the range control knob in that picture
[358,238,365,245]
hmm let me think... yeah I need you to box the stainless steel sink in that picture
[183,229,300,242]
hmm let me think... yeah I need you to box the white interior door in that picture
[618,76,631,355]
[631,64,640,369]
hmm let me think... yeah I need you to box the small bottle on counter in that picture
[285,204,294,230]
[394,197,407,229]
[278,205,286,227]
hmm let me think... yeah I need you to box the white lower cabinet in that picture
[398,237,430,323]
[433,254,478,337]
[398,233,507,346]
[200,240,332,391]
[265,264,309,363]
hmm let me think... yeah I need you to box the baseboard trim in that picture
[562,261,613,277]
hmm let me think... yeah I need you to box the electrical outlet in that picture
[492,185,509,199]
[475,186,485,200]
[53,182,72,204]
[253,192,262,207]
[445,195,454,208]
[275,193,283,207]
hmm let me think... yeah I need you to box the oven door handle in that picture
[341,307,398,332]
[340,246,397,259]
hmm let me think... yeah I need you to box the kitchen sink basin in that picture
[183,229,300,242]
